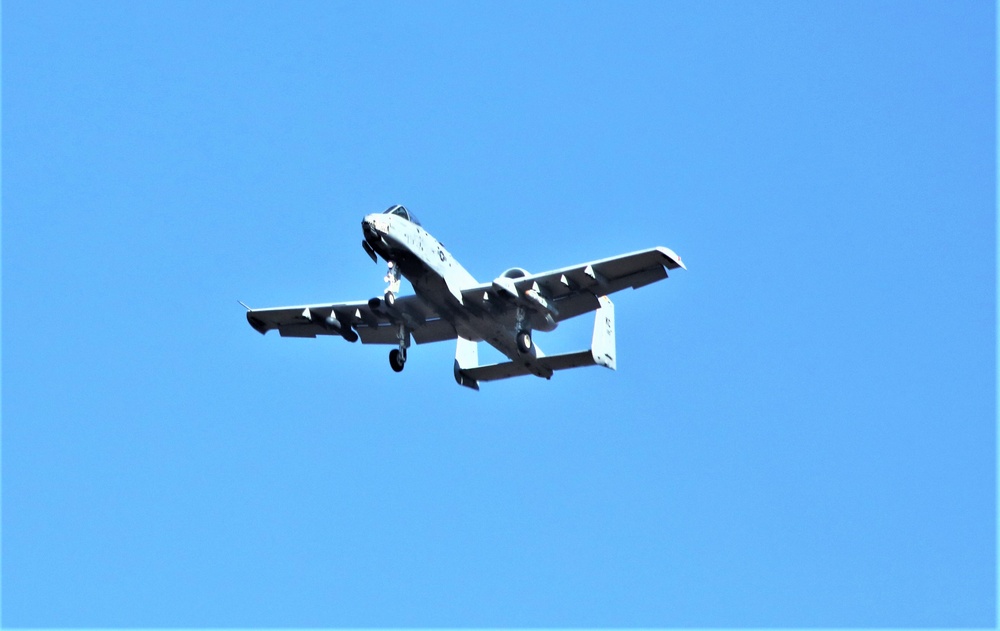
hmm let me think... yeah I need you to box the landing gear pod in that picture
[516,330,533,355]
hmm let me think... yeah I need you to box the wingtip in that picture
[246,312,269,335]
[656,246,687,270]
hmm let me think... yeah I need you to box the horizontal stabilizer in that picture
[462,350,598,383]
[453,295,616,387]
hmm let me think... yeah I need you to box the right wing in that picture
[461,246,685,324]
[245,294,457,344]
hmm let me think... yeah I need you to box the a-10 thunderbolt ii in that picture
[243,205,685,389]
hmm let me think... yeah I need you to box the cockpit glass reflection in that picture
[382,205,421,226]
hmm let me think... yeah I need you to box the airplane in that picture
[242,205,685,389]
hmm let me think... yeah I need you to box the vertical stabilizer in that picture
[591,296,616,370]
[454,336,480,390]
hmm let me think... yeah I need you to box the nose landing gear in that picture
[373,260,411,373]
[384,260,401,307]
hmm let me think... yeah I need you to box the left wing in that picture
[245,294,457,344]
[461,246,685,325]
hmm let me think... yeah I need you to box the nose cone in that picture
[362,213,380,236]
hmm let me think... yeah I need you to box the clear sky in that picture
[2,0,995,627]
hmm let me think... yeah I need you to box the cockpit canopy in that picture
[383,205,420,226]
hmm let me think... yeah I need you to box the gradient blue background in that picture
[3,1,995,627]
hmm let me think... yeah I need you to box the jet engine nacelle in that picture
[490,267,559,333]
[493,268,531,300]
[501,267,530,279]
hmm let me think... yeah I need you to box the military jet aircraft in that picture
[243,205,685,389]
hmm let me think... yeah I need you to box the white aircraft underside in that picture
[244,205,685,389]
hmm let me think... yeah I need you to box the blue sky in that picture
[2,0,995,627]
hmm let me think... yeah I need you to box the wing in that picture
[245,294,457,344]
[461,246,685,324]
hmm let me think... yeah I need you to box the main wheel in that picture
[389,348,405,372]
[516,330,533,354]
[384,290,396,307]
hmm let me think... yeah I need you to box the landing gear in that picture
[389,347,406,372]
[384,260,401,299]
[516,329,533,354]
[376,261,409,374]
[389,322,410,373]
